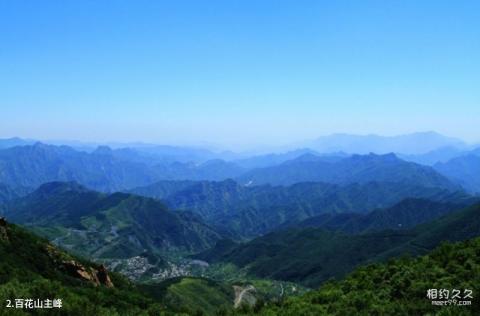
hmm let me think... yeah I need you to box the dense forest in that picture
[232,238,480,315]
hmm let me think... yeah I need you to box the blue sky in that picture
[1,0,479,148]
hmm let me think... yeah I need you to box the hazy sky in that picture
[1,0,479,148]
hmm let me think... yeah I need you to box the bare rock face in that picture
[63,260,99,284]
[96,264,114,288]
[45,243,114,288]
[0,217,9,242]
[62,260,114,288]
[62,260,114,287]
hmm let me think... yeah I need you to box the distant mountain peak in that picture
[290,153,322,162]
[308,132,466,155]
[286,152,349,165]
[32,142,50,149]
[0,137,36,149]
[376,152,399,160]
[93,145,113,155]
[237,152,459,190]
[350,152,398,161]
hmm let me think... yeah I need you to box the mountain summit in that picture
[237,153,460,190]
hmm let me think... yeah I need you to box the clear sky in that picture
[1,0,479,148]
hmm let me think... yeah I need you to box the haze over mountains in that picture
[236,153,459,189]
[1,130,476,155]
[0,131,478,195]
[1,131,480,314]
[434,155,480,193]
[303,131,469,155]
[3,0,480,312]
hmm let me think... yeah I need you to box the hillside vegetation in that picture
[0,218,170,315]
[233,237,480,315]
[7,181,223,258]
[141,277,234,315]
[197,203,480,287]
[236,153,459,190]
[132,179,470,238]
[291,198,465,234]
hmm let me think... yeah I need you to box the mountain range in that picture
[196,202,480,287]
[283,198,469,233]
[1,136,478,196]
[0,143,244,193]
[2,204,479,315]
[232,237,480,315]
[233,149,347,169]
[131,179,472,237]
[0,143,156,192]
[236,153,460,189]
[1,132,480,314]
[0,218,171,315]
[434,154,480,194]
[0,133,478,310]
[1,131,470,155]
[303,131,467,155]
[5,182,223,260]
[5,178,475,284]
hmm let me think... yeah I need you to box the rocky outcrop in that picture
[62,260,114,288]
[63,260,96,282]
[0,218,114,288]
[96,264,114,288]
[45,243,114,288]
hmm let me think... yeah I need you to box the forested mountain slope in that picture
[5,182,223,259]
[196,203,480,287]
[0,218,169,315]
[234,237,480,315]
[289,198,467,233]
[132,179,471,237]
[236,153,460,190]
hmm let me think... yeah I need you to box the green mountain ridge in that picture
[196,202,480,287]
[236,153,460,191]
[0,218,169,315]
[132,179,471,238]
[233,237,480,315]
[3,210,480,315]
[288,198,469,234]
[5,182,223,262]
